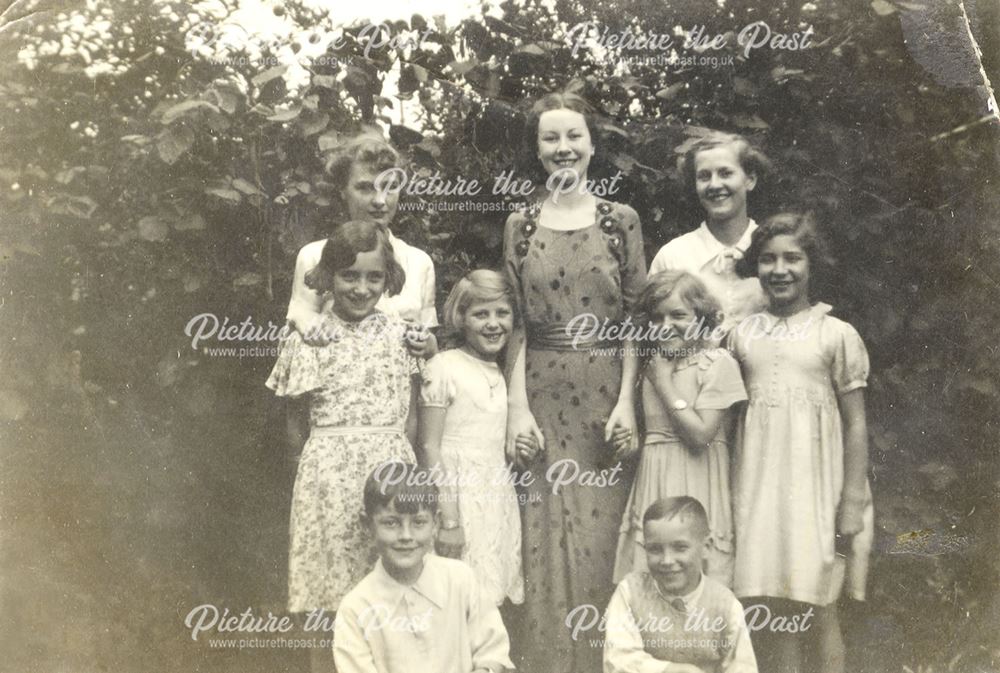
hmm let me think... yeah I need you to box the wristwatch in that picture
[672,399,689,411]
[440,519,461,530]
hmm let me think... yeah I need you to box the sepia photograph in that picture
[0,0,998,671]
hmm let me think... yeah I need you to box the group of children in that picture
[266,130,873,673]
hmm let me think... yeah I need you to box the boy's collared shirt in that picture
[649,221,767,332]
[603,571,757,673]
[334,555,513,673]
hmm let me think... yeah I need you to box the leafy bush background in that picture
[0,0,998,671]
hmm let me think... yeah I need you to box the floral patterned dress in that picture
[266,311,418,612]
[503,199,646,673]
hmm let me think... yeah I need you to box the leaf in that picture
[318,130,342,152]
[312,74,337,89]
[205,187,242,203]
[267,106,301,122]
[655,82,685,100]
[233,272,262,287]
[389,124,423,145]
[161,100,220,125]
[138,216,169,242]
[302,94,319,111]
[175,213,206,231]
[252,65,288,87]
[232,178,263,195]
[157,126,195,164]
[449,59,477,75]
[731,114,770,129]
[871,0,896,15]
[300,111,330,137]
[0,389,28,421]
[183,274,202,293]
[517,43,547,55]
[209,86,241,114]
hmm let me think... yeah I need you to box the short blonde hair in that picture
[635,270,724,339]
[442,270,516,341]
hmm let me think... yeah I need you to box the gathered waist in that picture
[310,423,405,438]
[527,321,617,351]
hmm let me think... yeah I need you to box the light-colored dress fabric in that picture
[266,311,418,611]
[615,348,747,587]
[419,349,524,605]
[731,303,874,605]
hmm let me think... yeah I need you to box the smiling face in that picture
[368,501,437,585]
[757,234,811,315]
[330,247,387,322]
[643,515,708,596]
[459,297,514,360]
[651,292,699,357]
[694,145,756,225]
[537,108,594,184]
[342,161,400,227]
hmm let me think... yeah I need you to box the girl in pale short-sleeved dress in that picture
[614,270,747,588]
[418,270,524,606]
[731,213,874,673]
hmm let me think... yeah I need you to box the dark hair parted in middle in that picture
[303,219,405,296]
[736,212,836,298]
[524,91,601,182]
[363,462,440,517]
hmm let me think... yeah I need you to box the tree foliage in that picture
[0,0,998,670]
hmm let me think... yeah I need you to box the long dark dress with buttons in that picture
[503,199,647,673]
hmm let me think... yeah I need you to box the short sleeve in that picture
[649,240,682,276]
[265,330,325,397]
[286,240,326,331]
[502,211,527,319]
[420,253,439,327]
[829,320,870,394]
[617,205,648,314]
[419,353,456,408]
[695,350,748,410]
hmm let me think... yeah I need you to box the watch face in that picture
[673,399,688,411]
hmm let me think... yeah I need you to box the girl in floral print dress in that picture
[266,220,420,618]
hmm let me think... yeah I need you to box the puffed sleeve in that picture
[419,353,456,408]
[618,205,648,314]
[502,211,527,319]
[695,350,748,410]
[286,240,326,332]
[502,211,529,383]
[420,253,439,328]
[827,319,870,394]
[265,330,325,397]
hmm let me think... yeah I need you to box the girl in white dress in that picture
[417,270,525,606]
[731,213,873,673]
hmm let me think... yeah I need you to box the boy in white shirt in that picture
[334,462,513,673]
[604,497,757,673]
